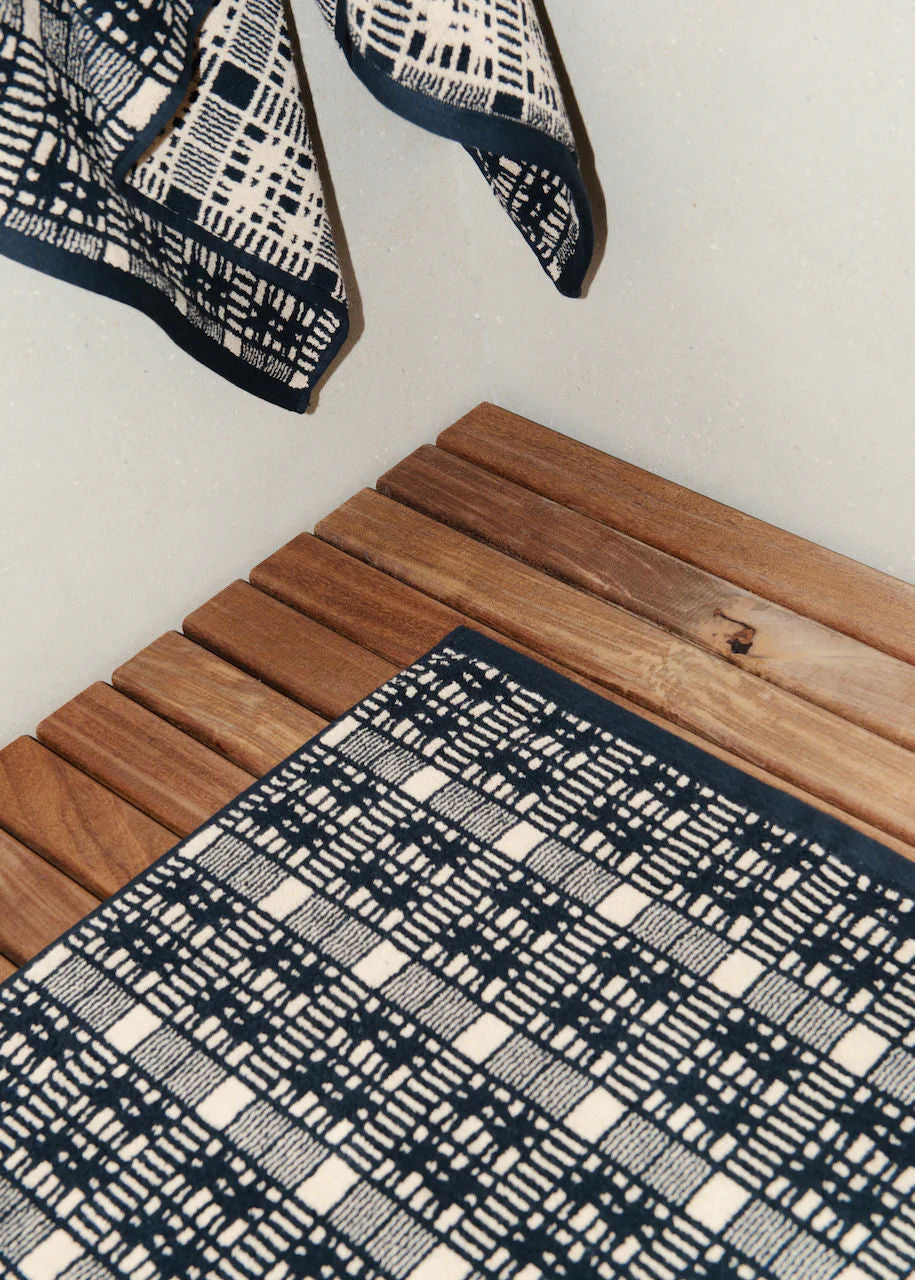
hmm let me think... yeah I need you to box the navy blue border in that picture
[332,5,594,298]
[0,224,347,412]
[445,627,915,894]
[3,622,912,1280]
[6,623,913,995]
[2,0,349,413]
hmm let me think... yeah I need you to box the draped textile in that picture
[0,0,593,409]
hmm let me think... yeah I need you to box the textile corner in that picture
[0,0,595,411]
[0,626,912,1278]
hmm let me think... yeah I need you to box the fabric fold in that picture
[325,0,594,297]
[0,0,349,410]
[0,0,593,410]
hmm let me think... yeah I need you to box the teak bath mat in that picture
[0,629,912,1280]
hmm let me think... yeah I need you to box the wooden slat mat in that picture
[2,402,913,977]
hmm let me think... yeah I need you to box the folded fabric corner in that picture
[0,0,349,412]
[326,0,594,298]
[0,0,594,409]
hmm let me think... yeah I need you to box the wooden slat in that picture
[316,490,915,848]
[5,404,913,962]
[113,633,326,777]
[439,403,915,666]
[251,533,469,665]
[253,531,915,859]
[37,683,254,837]
[0,955,15,984]
[0,737,174,898]
[183,580,396,719]
[255,534,718,714]
[378,445,915,750]
[0,828,98,965]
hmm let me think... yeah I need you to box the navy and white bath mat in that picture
[0,1,593,409]
[0,629,912,1279]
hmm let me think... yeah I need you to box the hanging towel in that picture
[0,0,593,411]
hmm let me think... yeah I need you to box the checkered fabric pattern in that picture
[0,0,592,409]
[341,0,574,145]
[0,0,348,409]
[0,629,912,1279]
[330,0,589,292]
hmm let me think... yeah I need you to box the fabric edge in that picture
[442,626,915,893]
[3,0,350,411]
[8,622,909,997]
[0,225,349,413]
[334,20,595,298]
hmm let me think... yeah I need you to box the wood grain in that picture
[251,533,467,665]
[378,445,915,750]
[4,404,914,962]
[0,955,15,984]
[316,489,915,847]
[254,531,915,859]
[184,580,396,719]
[0,828,98,965]
[0,737,174,898]
[37,682,254,837]
[113,632,326,776]
[439,403,915,666]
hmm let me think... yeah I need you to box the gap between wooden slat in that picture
[439,403,915,667]
[253,531,915,861]
[0,598,392,963]
[315,490,915,848]
[37,682,255,837]
[0,827,99,965]
[378,445,915,752]
[0,737,174,899]
[113,632,326,778]
[183,580,396,721]
[4,401,913,976]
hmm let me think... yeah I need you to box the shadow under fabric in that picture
[0,0,594,411]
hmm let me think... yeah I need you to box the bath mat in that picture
[0,628,912,1279]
